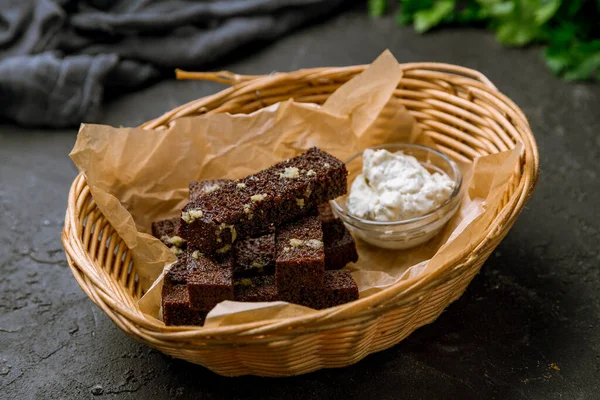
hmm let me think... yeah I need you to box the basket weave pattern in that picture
[62,63,538,376]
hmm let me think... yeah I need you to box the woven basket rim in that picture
[63,61,539,340]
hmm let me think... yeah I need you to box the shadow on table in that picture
[158,232,574,399]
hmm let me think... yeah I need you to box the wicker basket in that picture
[62,62,538,377]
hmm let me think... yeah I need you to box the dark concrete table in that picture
[1,8,599,400]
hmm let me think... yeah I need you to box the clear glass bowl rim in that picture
[330,143,463,227]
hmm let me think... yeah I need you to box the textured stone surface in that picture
[1,7,599,399]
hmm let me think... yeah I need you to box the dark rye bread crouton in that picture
[162,283,207,326]
[317,202,337,224]
[275,216,325,299]
[286,270,358,310]
[322,219,358,270]
[189,179,232,202]
[234,276,278,302]
[233,233,276,278]
[233,217,357,277]
[186,250,234,311]
[152,218,186,256]
[233,205,356,277]
[152,217,179,242]
[311,270,359,309]
[178,148,347,255]
[317,203,358,270]
[164,255,189,285]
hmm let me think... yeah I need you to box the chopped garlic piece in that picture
[170,246,183,256]
[251,194,267,202]
[181,209,203,224]
[235,278,253,287]
[216,244,232,254]
[279,167,300,179]
[202,184,220,194]
[306,239,323,249]
[216,223,237,243]
[165,235,185,247]
[289,238,303,247]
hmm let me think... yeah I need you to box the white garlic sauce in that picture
[347,149,455,221]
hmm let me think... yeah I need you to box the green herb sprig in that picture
[369,0,600,81]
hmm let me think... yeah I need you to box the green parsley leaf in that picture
[414,0,456,33]
[378,0,600,81]
[369,0,387,17]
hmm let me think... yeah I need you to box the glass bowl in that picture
[330,143,463,250]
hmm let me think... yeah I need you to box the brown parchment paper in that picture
[69,50,521,327]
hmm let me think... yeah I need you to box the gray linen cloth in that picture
[0,0,344,127]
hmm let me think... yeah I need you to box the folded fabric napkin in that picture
[0,0,344,127]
